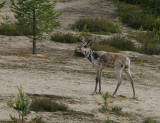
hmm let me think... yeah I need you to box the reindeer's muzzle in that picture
[76,48,81,52]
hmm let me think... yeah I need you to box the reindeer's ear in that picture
[87,39,93,47]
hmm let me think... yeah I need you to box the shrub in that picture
[133,31,160,55]
[29,98,68,112]
[100,35,136,51]
[118,4,156,30]
[111,106,122,115]
[0,23,32,36]
[74,18,120,34]
[138,44,160,55]
[74,49,84,57]
[51,33,81,43]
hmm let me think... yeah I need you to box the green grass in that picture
[51,33,81,43]
[74,17,121,34]
[0,23,32,36]
[29,98,68,112]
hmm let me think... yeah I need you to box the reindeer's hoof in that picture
[112,95,116,98]
[97,91,101,94]
[132,95,138,99]
[91,91,97,95]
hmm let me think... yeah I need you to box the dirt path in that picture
[0,0,160,123]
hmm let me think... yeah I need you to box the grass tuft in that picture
[111,106,122,115]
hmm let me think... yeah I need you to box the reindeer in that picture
[77,38,137,99]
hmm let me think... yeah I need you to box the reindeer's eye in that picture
[84,45,87,48]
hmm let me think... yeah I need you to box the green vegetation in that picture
[30,116,46,123]
[100,35,136,51]
[133,30,160,55]
[0,22,32,36]
[117,4,159,30]
[74,49,84,57]
[111,106,122,115]
[144,117,158,123]
[51,33,81,43]
[91,43,119,53]
[74,18,121,35]
[10,0,60,54]
[29,98,68,112]
[7,86,30,123]
[117,0,160,16]
[101,92,110,111]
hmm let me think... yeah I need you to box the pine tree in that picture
[10,0,60,54]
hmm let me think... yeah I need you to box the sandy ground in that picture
[0,0,160,123]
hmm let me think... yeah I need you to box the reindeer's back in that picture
[96,51,130,68]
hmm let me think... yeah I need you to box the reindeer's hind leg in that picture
[124,68,137,99]
[112,66,123,98]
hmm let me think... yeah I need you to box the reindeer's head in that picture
[77,37,93,54]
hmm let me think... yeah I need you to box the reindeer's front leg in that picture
[98,69,102,94]
[92,76,98,95]
[92,69,100,95]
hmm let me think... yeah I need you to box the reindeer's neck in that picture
[84,49,99,63]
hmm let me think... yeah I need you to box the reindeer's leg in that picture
[92,69,100,95]
[112,67,123,98]
[124,69,137,99]
[98,69,102,94]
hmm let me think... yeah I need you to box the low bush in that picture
[0,23,32,36]
[133,31,160,55]
[100,35,136,51]
[118,4,158,30]
[29,98,68,112]
[74,49,84,57]
[138,44,160,55]
[74,18,121,35]
[51,33,81,43]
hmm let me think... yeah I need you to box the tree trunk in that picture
[22,114,24,123]
[153,0,157,15]
[33,9,36,54]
